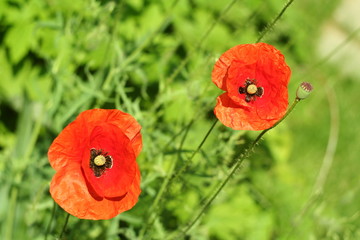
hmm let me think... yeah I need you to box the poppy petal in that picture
[78,109,142,156]
[214,93,279,130]
[225,61,256,106]
[212,44,258,91]
[81,123,136,198]
[50,163,141,220]
[48,119,88,171]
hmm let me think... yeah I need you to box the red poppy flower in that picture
[48,109,142,220]
[212,43,291,130]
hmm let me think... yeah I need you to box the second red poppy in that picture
[212,42,291,130]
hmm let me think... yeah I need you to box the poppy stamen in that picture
[90,148,113,177]
[239,79,264,102]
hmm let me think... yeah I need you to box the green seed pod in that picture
[296,82,313,100]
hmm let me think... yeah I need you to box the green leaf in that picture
[5,22,35,63]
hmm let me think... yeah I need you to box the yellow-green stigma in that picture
[94,155,106,166]
[247,84,258,94]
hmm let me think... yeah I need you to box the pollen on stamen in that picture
[247,84,258,94]
[94,155,106,166]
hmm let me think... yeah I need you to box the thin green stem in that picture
[169,98,300,239]
[256,0,296,43]
[305,25,360,76]
[312,85,339,194]
[59,213,70,239]
[44,201,57,240]
[252,98,299,147]
[286,85,338,239]
[139,119,217,239]
[138,120,195,239]
[170,119,218,182]
[162,0,237,89]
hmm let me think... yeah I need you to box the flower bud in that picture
[296,82,313,100]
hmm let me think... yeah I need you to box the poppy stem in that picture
[168,98,300,239]
[138,119,218,239]
[170,118,218,181]
[59,213,71,239]
[44,201,57,240]
[256,0,296,43]
[251,98,300,148]
[138,118,195,239]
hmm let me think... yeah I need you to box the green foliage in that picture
[2,0,360,239]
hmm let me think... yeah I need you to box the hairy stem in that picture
[59,213,70,239]
[256,0,296,43]
[139,119,217,239]
[169,98,300,239]
[44,201,57,240]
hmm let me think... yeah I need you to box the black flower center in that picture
[89,148,113,177]
[238,79,264,102]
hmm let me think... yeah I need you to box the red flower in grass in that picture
[212,43,291,130]
[48,109,142,220]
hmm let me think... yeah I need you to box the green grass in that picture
[2,0,360,239]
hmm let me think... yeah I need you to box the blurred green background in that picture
[1,0,360,239]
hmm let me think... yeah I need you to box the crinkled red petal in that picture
[77,109,142,156]
[214,93,280,131]
[48,119,87,171]
[225,61,256,106]
[50,162,141,220]
[212,44,258,91]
